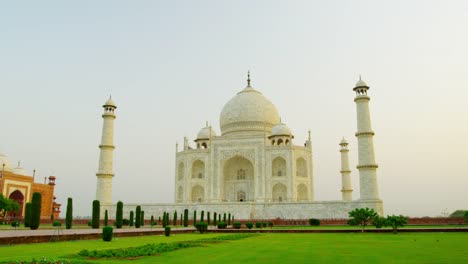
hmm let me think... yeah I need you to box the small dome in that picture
[0,153,14,172]
[271,122,292,137]
[340,138,349,145]
[14,162,27,176]
[103,97,116,108]
[355,78,368,88]
[197,126,217,140]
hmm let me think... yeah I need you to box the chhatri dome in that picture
[0,152,14,172]
[219,72,280,135]
[196,123,217,140]
[271,121,293,137]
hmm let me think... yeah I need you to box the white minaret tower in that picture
[95,97,117,205]
[339,138,353,201]
[353,77,380,200]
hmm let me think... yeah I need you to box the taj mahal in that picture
[98,74,383,219]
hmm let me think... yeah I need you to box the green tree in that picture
[386,215,408,234]
[30,192,42,230]
[91,200,100,229]
[223,213,226,223]
[173,211,177,226]
[183,209,189,227]
[464,211,468,224]
[201,210,205,222]
[116,201,123,228]
[129,211,134,226]
[104,210,109,226]
[207,212,211,225]
[180,213,183,226]
[135,206,141,228]
[65,197,73,229]
[193,210,197,226]
[213,212,217,226]
[348,207,378,232]
[150,215,155,226]
[0,194,20,222]
[372,216,387,229]
[228,213,231,225]
[141,210,145,226]
[24,202,32,228]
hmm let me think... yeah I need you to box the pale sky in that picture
[1,1,467,217]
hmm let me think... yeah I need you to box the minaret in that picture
[95,97,117,205]
[339,138,353,201]
[353,77,380,200]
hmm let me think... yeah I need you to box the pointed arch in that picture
[177,162,184,180]
[223,155,254,202]
[296,157,307,177]
[192,160,205,179]
[297,184,308,201]
[272,157,286,177]
[177,186,183,202]
[191,185,204,202]
[272,183,287,202]
[8,190,24,218]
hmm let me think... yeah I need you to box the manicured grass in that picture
[270,224,467,230]
[1,233,467,263]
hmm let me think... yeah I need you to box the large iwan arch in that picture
[223,155,254,202]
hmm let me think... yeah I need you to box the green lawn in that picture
[1,233,467,263]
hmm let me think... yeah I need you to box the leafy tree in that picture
[0,194,20,222]
[104,210,109,226]
[386,215,408,234]
[183,209,189,227]
[129,211,134,226]
[91,200,100,229]
[348,207,378,232]
[135,206,141,228]
[116,201,123,228]
[24,202,32,227]
[65,197,73,229]
[30,192,42,230]
[372,216,387,229]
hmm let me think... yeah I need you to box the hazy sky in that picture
[1,1,467,217]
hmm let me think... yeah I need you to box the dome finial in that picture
[247,71,251,87]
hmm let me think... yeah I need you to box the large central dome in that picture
[220,84,280,135]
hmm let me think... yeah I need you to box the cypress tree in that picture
[141,211,145,226]
[228,213,231,225]
[91,200,100,229]
[150,215,154,226]
[135,206,141,228]
[173,211,177,226]
[65,198,73,229]
[24,202,32,228]
[180,213,183,226]
[201,210,205,222]
[207,212,211,225]
[183,209,189,227]
[158,216,161,225]
[129,211,134,226]
[193,210,197,226]
[104,210,109,226]
[218,213,221,223]
[116,201,123,228]
[162,212,167,228]
[30,192,42,230]
[213,212,217,226]
[223,213,226,223]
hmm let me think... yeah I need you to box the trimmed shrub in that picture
[52,221,61,227]
[65,197,73,229]
[255,222,262,228]
[193,210,197,226]
[129,211,134,226]
[268,221,274,228]
[11,221,19,228]
[262,222,267,228]
[213,212,217,226]
[135,206,141,228]
[173,211,177,226]
[228,213,231,225]
[87,221,92,227]
[246,222,253,229]
[102,226,113,242]
[201,210,205,222]
[309,218,320,226]
[91,200,100,229]
[183,209,189,227]
[464,211,468,224]
[164,226,171,237]
[116,201,123,228]
[104,210,109,226]
[233,222,241,229]
[24,202,32,228]
[141,211,145,226]
[123,219,129,226]
[207,212,211,225]
[217,221,227,229]
[195,221,208,234]
[30,192,42,230]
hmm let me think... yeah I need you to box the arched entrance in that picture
[223,155,254,202]
[191,185,204,202]
[272,183,287,202]
[9,190,24,218]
